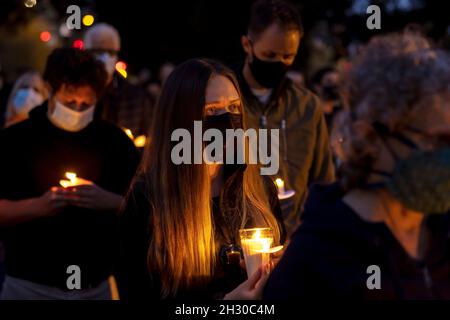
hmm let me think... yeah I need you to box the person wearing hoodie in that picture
[263,33,450,300]
[234,0,335,235]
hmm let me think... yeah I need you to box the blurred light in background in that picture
[72,39,84,50]
[115,61,128,78]
[39,31,51,42]
[23,0,37,8]
[82,15,95,27]
[59,23,72,38]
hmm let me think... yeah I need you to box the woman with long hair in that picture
[118,58,285,300]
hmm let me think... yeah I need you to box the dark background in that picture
[1,0,449,81]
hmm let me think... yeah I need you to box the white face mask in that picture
[12,88,44,116]
[48,98,95,132]
[96,52,118,77]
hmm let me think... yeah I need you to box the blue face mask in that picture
[366,122,450,215]
[12,88,44,115]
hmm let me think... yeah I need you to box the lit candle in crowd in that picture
[274,177,295,200]
[59,172,92,188]
[239,228,281,277]
[123,128,147,148]
[124,128,134,140]
[133,135,147,148]
[275,178,285,194]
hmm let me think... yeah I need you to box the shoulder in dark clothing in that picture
[263,183,450,300]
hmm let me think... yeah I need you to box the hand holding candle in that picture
[239,228,283,278]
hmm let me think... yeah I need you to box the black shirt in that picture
[0,103,140,289]
[263,183,450,300]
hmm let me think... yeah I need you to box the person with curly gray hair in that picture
[263,32,450,300]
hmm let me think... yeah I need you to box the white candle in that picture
[240,228,274,277]
[275,178,285,194]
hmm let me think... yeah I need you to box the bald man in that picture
[84,23,154,136]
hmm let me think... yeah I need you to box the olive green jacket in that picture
[235,69,335,235]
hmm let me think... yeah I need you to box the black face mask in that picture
[248,50,289,89]
[203,112,245,171]
[203,112,243,134]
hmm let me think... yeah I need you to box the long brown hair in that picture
[137,58,281,298]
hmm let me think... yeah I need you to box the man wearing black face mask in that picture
[233,0,335,235]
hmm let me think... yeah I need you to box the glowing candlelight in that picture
[59,172,92,188]
[134,135,147,148]
[123,128,147,148]
[274,177,295,200]
[124,128,134,140]
[240,228,276,277]
[275,178,285,194]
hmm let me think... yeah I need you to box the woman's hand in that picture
[67,184,123,212]
[223,262,273,300]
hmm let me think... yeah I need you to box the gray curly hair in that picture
[339,32,450,189]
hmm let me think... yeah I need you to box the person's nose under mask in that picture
[48,98,95,132]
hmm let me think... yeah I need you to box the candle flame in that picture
[275,178,284,188]
[134,135,147,148]
[66,172,77,183]
[124,128,134,140]
[249,228,272,252]
[124,128,147,148]
[59,180,70,188]
[60,172,77,188]
[59,171,92,188]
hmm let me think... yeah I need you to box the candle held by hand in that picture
[239,228,276,277]
[59,172,92,188]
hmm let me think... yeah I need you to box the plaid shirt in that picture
[96,73,155,136]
